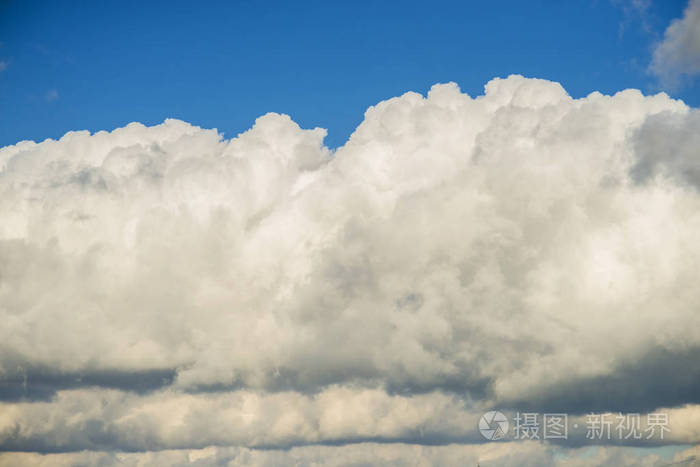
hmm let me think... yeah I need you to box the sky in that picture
[3,1,700,466]
[0,0,698,148]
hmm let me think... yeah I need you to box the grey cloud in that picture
[0,366,175,402]
[631,109,700,188]
[498,345,700,415]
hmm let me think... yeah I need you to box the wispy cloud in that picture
[45,88,59,102]
[650,0,700,89]
[613,0,654,37]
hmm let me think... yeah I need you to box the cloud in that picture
[613,0,653,37]
[0,61,7,73]
[1,75,700,459]
[45,89,58,102]
[0,441,690,467]
[650,0,700,88]
[0,386,697,452]
[631,109,700,188]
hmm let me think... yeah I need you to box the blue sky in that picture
[0,0,696,148]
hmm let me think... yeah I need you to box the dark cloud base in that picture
[0,367,175,402]
[499,345,700,415]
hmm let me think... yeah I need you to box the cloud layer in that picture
[1,75,700,462]
[4,441,700,467]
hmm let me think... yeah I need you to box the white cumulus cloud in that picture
[1,75,700,461]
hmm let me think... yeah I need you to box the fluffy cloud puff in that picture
[1,75,700,456]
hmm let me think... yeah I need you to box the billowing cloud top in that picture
[1,75,700,465]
